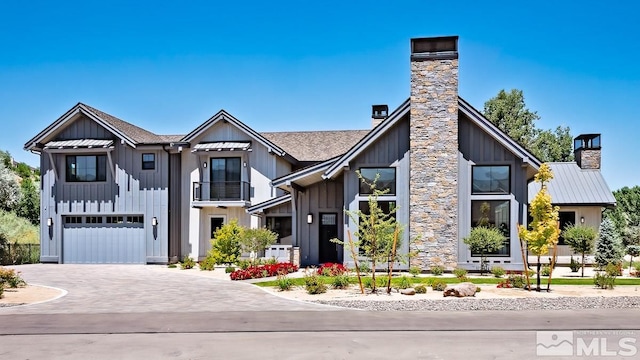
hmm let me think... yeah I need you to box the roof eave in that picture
[323,99,411,179]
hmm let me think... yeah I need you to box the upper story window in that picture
[359,168,396,195]
[472,165,510,194]
[142,153,155,170]
[66,155,107,182]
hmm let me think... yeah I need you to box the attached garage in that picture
[62,215,146,264]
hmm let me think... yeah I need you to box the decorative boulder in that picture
[443,282,477,297]
[400,288,416,296]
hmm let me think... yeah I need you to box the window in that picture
[266,217,292,244]
[472,166,510,194]
[358,201,396,254]
[127,216,144,224]
[471,200,510,256]
[558,211,576,245]
[86,216,103,224]
[359,168,396,195]
[65,216,82,224]
[142,153,155,170]
[106,216,124,224]
[210,217,225,239]
[211,157,242,199]
[66,155,107,182]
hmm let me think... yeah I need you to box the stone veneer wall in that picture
[409,58,459,270]
[576,149,601,170]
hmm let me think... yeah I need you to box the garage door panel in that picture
[63,216,145,264]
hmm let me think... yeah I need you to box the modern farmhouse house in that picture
[24,36,615,270]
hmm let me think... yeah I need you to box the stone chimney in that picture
[409,36,459,270]
[371,104,388,128]
[574,134,601,169]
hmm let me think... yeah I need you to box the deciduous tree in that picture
[518,163,560,291]
[562,224,597,277]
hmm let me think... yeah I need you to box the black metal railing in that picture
[0,243,40,265]
[193,181,251,202]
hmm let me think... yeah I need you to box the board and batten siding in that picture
[181,120,287,260]
[295,177,344,267]
[457,113,529,270]
[342,117,410,269]
[39,114,170,263]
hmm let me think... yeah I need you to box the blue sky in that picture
[1,1,638,190]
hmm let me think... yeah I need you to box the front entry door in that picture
[319,213,338,264]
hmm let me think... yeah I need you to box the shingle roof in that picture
[81,104,167,144]
[528,162,616,206]
[260,130,370,162]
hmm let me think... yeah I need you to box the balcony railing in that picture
[193,181,251,202]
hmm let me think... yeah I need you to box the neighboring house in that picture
[528,134,616,257]
[25,36,615,270]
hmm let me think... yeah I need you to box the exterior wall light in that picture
[307,213,313,224]
[580,216,585,224]
[152,217,158,226]
[47,217,53,227]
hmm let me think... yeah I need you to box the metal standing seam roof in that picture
[44,139,114,149]
[528,162,616,206]
[192,141,252,152]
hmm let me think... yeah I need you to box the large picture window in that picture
[472,165,510,194]
[358,200,396,254]
[266,217,292,244]
[66,155,107,182]
[471,200,510,256]
[359,168,396,195]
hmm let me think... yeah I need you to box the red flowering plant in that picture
[230,262,298,280]
[317,262,348,277]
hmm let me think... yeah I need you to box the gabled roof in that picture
[24,103,170,151]
[181,110,287,157]
[323,99,411,179]
[261,130,369,162]
[528,163,616,206]
[457,97,542,170]
[246,194,292,214]
[272,156,338,190]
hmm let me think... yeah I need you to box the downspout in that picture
[163,145,172,261]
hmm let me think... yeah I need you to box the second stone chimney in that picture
[574,134,601,169]
[409,36,459,270]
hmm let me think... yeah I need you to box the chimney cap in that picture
[411,36,458,61]
[372,104,389,119]
[574,134,601,150]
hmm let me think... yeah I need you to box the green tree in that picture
[208,219,243,265]
[532,126,574,162]
[484,89,540,150]
[483,89,574,162]
[14,163,32,179]
[562,224,597,277]
[463,226,506,276]
[0,163,20,211]
[595,218,624,269]
[626,245,640,271]
[15,178,40,225]
[240,227,277,265]
[518,163,560,291]
[604,186,640,246]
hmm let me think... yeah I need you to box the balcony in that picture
[192,181,251,207]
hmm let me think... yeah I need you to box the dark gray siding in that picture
[343,117,411,268]
[457,112,529,268]
[39,115,170,263]
[295,177,344,267]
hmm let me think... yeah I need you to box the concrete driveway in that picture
[0,264,328,314]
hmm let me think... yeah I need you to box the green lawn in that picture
[254,275,640,287]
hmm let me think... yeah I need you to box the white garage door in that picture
[62,215,146,264]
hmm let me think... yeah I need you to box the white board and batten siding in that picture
[40,115,170,264]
